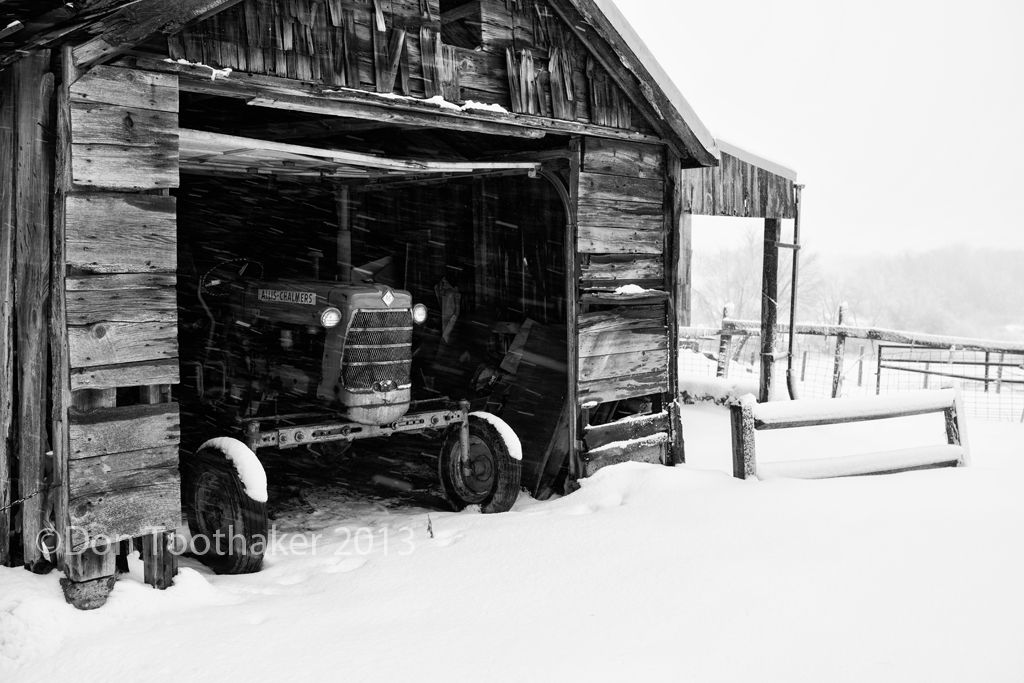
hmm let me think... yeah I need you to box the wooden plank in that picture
[583,410,669,450]
[71,142,180,191]
[578,328,668,358]
[14,52,54,569]
[582,435,667,477]
[66,287,177,325]
[68,446,179,498]
[578,226,662,254]
[578,306,666,333]
[579,348,669,383]
[68,480,182,552]
[583,138,664,178]
[69,357,179,396]
[578,171,663,204]
[68,402,180,459]
[66,194,177,273]
[577,199,663,230]
[70,65,179,113]
[51,46,78,576]
[578,371,669,405]
[580,255,663,282]
[0,65,13,566]
[68,321,178,370]
[66,273,177,291]
[69,101,179,149]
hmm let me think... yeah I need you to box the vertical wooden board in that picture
[0,66,14,565]
[69,65,178,113]
[66,194,177,273]
[13,52,55,568]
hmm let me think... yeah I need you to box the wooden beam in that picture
[178,128,543,174]
[114,54,668,146]
[72,0,247,69]
[759,219,781,403]
[13,51,54,570]
[51,46,77,579]
[0,63,14,567]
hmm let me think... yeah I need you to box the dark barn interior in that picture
[172,99,571,502]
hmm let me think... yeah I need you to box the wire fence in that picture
[680,319,1024,422]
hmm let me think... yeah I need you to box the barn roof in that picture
[0,0,794,175]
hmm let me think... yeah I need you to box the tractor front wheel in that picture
[439,414,521,513]
[182,447,269,574]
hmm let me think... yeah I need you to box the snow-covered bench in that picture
[730,389,970,480]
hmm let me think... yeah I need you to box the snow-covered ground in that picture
[3,404,1023,682]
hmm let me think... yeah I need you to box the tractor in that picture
[178,258,522,574]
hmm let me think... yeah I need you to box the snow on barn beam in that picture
[178,127,542,178]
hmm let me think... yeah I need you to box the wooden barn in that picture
[0,0,796,607]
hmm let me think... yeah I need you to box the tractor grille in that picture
[342,309,413,390]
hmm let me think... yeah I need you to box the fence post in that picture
[857,345,865,386]
[995,353,1004,394]
[831,303,847,398]
[800,350,808,382]
[984,351,991,393]
[716,304,733,378]
[730,401,757,480]
[876,345,884,395]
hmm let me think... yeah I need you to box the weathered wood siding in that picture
[167,0,649,132]
[576,137,672,475]
[60,64,182,552]
[681,151,796,220]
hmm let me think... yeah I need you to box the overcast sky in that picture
[616,0,1024,256]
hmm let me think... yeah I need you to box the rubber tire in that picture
[182,448,268,574]
[439,414,521,513]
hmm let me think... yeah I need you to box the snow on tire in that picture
[182,446,269,575]
[439,413,522,513]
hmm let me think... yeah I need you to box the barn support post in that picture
[565,137,581,486]
[0,61,15,567]
[667,150,687,464]
[759,219,782,403]
[13,50,55,570]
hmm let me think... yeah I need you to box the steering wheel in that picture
[199,258,264,298]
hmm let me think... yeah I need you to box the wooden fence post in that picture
[943,389,970,466]
[995,353,1004,394]
[716,304,733,378]
[831,303,847,398]
[729,401,756,479]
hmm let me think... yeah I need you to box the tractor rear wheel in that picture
[439,414,521,513]
[182,448,268,574]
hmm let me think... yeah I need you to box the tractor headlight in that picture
[320,307,342,328]
[412,304,428,325]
